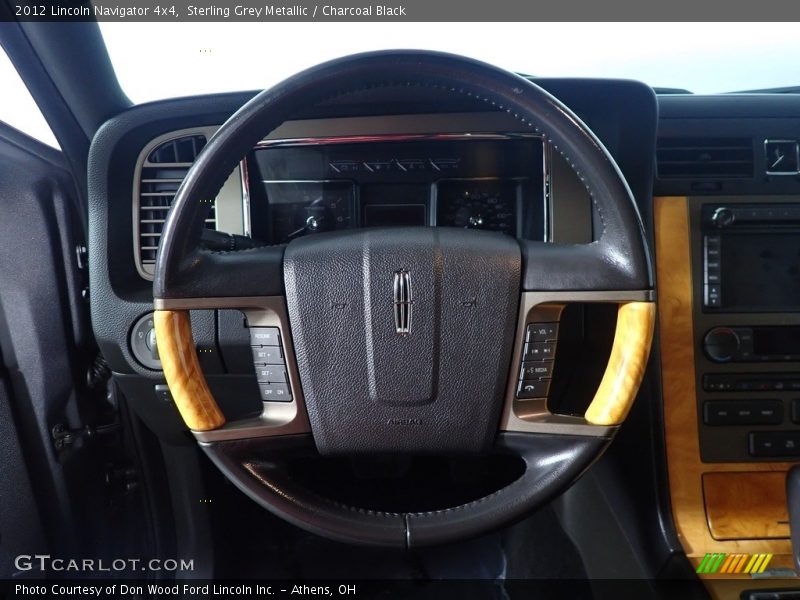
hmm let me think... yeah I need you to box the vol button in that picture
[703,327,740,363]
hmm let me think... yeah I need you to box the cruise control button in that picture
[252,346,283,365]
[516,379,550,399]
[523,341,556,361]
[250,327,280,346]
[526,323,559,343]
[255,366,288,383]
[520,361,553,380]
[259,384,292,402]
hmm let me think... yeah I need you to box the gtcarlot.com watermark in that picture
[15,554,194,573]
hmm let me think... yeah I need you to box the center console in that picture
[693,197,800,462]
[653,97,800,589]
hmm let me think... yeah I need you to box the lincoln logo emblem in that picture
[393,269,413,335]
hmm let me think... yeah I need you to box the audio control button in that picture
[703,327,740,362]
[711,207,736,228]
[523,341,556,361]
[525,323,559,343]
[705,284,721,307]
[520,361,553,380]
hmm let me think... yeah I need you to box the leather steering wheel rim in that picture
[152,50,655,548]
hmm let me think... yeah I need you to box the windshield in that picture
[99,22,800,102]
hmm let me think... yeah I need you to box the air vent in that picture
[137,134,215,273]
[657,137,754,179]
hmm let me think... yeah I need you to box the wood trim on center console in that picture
[703,471,789,541]
[655,196,796,581]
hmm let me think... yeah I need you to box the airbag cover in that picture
[284,227,520,454]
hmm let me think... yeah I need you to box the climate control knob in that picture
[703,327,740,363]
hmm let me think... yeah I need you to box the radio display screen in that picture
[721,233,800,312]
[752,327,800,356]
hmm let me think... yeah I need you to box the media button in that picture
[520,361,553,380]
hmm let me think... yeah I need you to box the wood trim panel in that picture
[704,472,789,541]
[153,310,226,431]
[585,301,656,426]
[655,196,795,580]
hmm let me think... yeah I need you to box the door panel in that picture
[0,122,147,569]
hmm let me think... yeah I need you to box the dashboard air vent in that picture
[657,137,754,179]
[138,134,214,271]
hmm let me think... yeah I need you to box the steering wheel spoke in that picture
[499,291,655,439]
[153,295,311,440]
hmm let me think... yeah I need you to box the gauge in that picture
[436,180,518,236]
[265,181,355,243]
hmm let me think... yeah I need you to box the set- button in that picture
[250,327,292,402]
[517,322,559,400]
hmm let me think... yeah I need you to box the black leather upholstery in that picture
[201,433,609,548]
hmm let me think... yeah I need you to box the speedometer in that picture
[436,180,518,236]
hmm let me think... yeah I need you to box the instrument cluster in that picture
[246,135,547,244]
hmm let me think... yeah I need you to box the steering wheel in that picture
[153,50,655,548]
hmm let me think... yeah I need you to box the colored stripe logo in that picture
[696,553,773,574]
